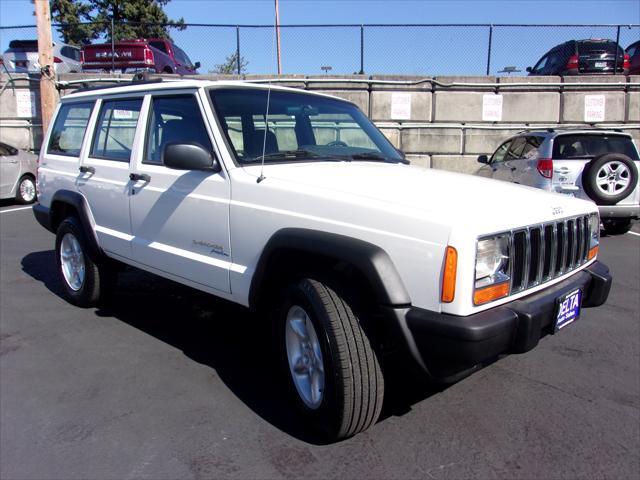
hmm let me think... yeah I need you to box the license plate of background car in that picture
[595,61,607,68]
[15,61,27,68]
[553,288,582,333]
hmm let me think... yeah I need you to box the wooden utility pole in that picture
[34,0,57,135]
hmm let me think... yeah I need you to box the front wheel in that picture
[278,278,384,440]
[55,217,115,307]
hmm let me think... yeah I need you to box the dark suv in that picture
[527,39,630,76]
[626,41,640,75]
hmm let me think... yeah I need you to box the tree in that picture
[50,0,185,45]
[212,53,248,75]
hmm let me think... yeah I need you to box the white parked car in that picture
[33,80,612,440]
[0,142,37,203]
[2,39,82,74]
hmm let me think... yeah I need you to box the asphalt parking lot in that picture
[1,200,638,480]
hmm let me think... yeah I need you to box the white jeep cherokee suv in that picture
[33,79,612,440]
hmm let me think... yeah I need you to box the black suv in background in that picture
[527,39,630,76]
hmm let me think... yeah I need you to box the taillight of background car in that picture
[566,55,579,70]
[537,158,553,179]
[144,47,154,65]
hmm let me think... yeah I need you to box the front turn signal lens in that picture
[441,246,457,303]
[588,246,598,260]
[474,281,509,306]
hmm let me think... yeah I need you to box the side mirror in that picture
[477,154,489,164]
[194,61,201,70]
[163,143,220,172]
[526,66,533,73]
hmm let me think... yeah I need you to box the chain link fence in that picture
[1,23,638,75]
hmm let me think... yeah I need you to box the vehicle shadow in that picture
[21,250,443,444]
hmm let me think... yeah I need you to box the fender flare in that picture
[49,190,105,261]
[248,228,411,309]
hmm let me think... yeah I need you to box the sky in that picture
[1,0,639,75]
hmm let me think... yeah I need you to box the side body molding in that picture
[248,228,411,309]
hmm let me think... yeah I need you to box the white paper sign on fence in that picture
[482,94,503,121]
[584,95,606,122]
[15,90,37,118]
[390,92,411,120]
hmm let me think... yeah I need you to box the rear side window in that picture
[553,135,639,160]
[150,41,168,53]
[144,95,212,165]
[91,98,143,161]
[520,136,544,159]
[506,137,526,160]
[47,102,94,156]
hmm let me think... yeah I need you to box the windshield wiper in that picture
[349,152,406,163]
[249,149,321,161]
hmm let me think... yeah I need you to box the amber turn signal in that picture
[474,281,509,305]
[441,246,457,303]
[588,246,598,260]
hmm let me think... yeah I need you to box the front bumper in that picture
[388,261,612,381]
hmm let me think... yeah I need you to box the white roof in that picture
[62,79,342,101]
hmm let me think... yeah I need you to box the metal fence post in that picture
[359,24,364,74]
[613,25,621,75]
[236,25,241,75]
[111,18,115,72]
[486,24,493,75]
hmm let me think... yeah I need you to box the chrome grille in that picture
[510,215,591,294]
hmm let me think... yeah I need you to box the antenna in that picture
[257,3,280,184]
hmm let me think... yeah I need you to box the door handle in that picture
[79,165,95,174]
[129,173,151,182]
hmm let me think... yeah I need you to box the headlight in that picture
[475,235,510,289]
[588,213,600,259]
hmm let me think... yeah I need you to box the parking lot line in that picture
[0,206,33,214]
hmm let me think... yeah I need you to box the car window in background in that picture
[553,135,640,160]
[532,54,549,74]
[0,144,10,156]
[491,141,511,162]
[61,46,81,61]
[145,95,212,165]
[578,41,622,56]
[506,137,526,160]
[91,99,142,161]
[521,136,544,159]
[47,102,94,156]
[150,41,168,53]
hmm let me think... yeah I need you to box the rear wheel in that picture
[603,218,632,236]
[16,175,36,204]
[55,217,115,307]
[582,154,638,205]
[278,278,384,440]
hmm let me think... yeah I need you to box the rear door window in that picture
[47,102,94,156]
[520,136,544,159]
[553,134,639,160]
[506,137,526,160]
[91,98,142,161]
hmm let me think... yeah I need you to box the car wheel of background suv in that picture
[582,153,638,205]
[602,218,633,236]
[16,175,36,204]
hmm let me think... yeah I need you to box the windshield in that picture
[209,87,404,164]
[553,134,639,160]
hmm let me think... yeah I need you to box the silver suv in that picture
[477,130,640,235]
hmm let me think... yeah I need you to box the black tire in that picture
[15,175,36,204]
[603,218,633,236]
[55,217,115,307]
[278,278,384,441]
[582,154,638,205]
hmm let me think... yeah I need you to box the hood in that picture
[240,161,597,233]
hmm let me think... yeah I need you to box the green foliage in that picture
[49,0,185,45]
[212,53,249,75]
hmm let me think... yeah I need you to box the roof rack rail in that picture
[70,76,163,94]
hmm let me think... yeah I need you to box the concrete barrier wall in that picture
[1,72,639,175]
